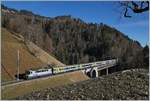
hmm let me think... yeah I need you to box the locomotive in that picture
[24,59,117,79]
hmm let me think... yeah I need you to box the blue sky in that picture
[2,1,149,47]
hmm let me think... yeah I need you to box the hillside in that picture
[1,4,149,100]
[16,69,149,100]
[1,28,65,82]
[25,40,65,66]
[2,5,148,71]
[2,71,89,99]
[1,28,89,99]
[1,27,89,99]
[1,28,44,82]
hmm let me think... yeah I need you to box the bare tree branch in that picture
[124,8,131,18]
[119,1,149,18]
[140,1,145,8]
[131,1,149,13]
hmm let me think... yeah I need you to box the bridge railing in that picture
[55,59,118,72]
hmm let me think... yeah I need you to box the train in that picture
[24,59,118,79]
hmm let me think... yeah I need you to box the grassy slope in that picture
[1,28,45,82]
[2,71,89,99]
[1,28,65,82]
[1,28,89,99]
[25,41,65,67]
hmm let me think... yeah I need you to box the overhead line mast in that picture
[17,49,20,81]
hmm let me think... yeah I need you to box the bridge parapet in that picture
[83,59,117,78]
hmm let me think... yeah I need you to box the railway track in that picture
[2,59,117,89]
[1,69,83,89]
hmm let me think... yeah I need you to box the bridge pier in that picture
[84,67,111,78]
[106,68,108,75]
[83,67,99,78]
[82,59,117,78]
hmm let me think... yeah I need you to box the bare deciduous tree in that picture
[119,1,149,18]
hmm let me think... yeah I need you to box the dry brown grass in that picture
[1,28,45,81]
[1,28,89,100]
[2,71,89,99]
[26,41,65,66]
[1,28,65,82]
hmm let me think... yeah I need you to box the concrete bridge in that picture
[82,59,118,78]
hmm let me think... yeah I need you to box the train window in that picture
[36,71,40,73]
[26,71,30,74]
[59,68,64,71]
[83,64,92,67]
[64,68,67,70]
[36,69,47,73]
[65,67,69,70]
[96,63,101,64]
[43,69,48,72]
[70,67,75,69]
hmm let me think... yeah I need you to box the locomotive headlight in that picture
[25,74,29,80]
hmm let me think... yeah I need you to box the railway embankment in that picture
[1,27,65,82]
[16,68,149,100]
[1,28,89,100]
[2,71,89,99]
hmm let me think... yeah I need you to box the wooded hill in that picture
[1,4,149,70]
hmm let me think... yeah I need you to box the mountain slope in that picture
[1,28,65,82]
[1,5,148,70]
[25,41,65,66]
[1,28,44,82]
[1,28,89,100]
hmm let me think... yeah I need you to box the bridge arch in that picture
[90,68,98,78]
[91,70,96,78]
